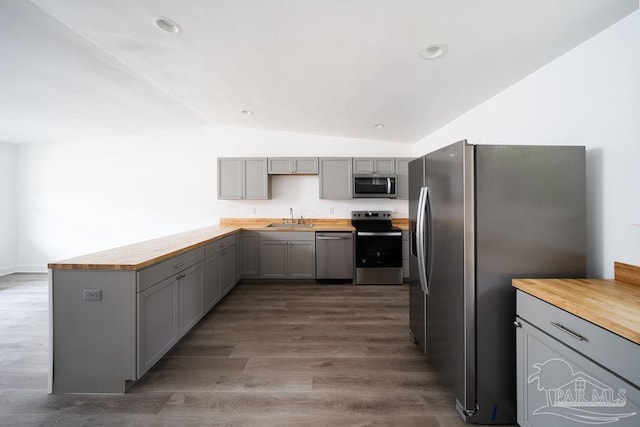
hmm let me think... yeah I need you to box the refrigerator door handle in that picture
[425,185,434,289]
[416,186,429,294]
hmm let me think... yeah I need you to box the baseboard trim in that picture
[1,265,48,276]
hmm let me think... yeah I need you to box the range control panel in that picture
[351,210,393,220]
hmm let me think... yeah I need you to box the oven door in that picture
[355,231,403,268]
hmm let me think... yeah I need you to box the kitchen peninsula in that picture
[47,218,407,394]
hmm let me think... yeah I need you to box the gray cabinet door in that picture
[137,275,178,377]
[395,158,411,200]
[218,158,269,200]
[402,230,409,279]
[243,158,269,199]
[177,261,204,338]
[288,241,315,279]
[268,157,318,174]
[204,252,222,312]
[353,157,374,174]
[260,241,287,278]
[221,244,236,295]
[516,316,640,427]
[217,158,243,199]
[268,158,293,174]
[353,157,396,174]
[240,232,259,277]
[235,233,242,282]
[293,158,318,174]
[319,158,352,199]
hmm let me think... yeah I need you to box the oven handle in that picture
[356,231,402,237]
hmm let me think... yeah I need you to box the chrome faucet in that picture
[289,207,294,224]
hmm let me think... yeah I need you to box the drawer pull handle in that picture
[174,262,186,269]
[551,322,588,342]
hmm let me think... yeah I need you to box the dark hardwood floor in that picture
[0,273,468,426]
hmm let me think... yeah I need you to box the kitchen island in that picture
[47,218,407,394]
[513,262,640,426]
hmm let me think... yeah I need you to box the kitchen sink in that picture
[267,223,314,228]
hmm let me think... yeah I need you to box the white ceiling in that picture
[1,0,637,145]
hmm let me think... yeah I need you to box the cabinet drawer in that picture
[259,231,315,241]
[204,234,236,258]
[137,247,204,292]
[517,291,640,387]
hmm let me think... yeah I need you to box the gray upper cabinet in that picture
[319,157,352,199]
[268,157,318,174]
[395,158,411,200]
[353,157,395,174]
[218,158,269,200]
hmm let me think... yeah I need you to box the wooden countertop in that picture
[513,262,640,345]
[48,218,409,271]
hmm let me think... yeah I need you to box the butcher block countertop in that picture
[47,218,408,271]
[513,262,640,345]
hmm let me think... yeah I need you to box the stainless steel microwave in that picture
[353,174,397,198]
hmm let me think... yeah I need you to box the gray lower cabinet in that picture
[177,262,205,337]
[402,231,409,279]
[204,251,222,312]
[205,234,237,305]
[259,232,315,279]
[319,157,352,199]
[240,231,259,277]
[217,157,269,200]
[221,244,236,295]
[235,233,242,282]
[516,291,640,427]
[137,274,178,378]
[288,241,316,279]
[137,257,204,378]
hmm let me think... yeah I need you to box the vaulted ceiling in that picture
[1,0,637,144]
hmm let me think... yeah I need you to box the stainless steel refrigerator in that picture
[409,140,586,424]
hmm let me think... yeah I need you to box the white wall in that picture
[15,126,411,270]
[0,142,17,275]
[413,11,640,278]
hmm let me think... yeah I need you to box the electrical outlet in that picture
[330,207,335,215]
[83,289,102,301]
[252,207,257,214]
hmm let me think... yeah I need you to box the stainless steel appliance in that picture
[315,232,354,283]
[409,140,586,424]
[353,174,397,198]
[352,210,403,285]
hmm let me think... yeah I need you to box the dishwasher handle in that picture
[316,236,352,240]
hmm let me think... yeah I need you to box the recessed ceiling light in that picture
[241,110,254,115]
[153,16,182,34]
[419,44,447,60]
[373,123,384,129]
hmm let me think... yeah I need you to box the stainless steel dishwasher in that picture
[315,232,354,283]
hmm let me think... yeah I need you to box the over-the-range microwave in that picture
[352,174,397,198]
